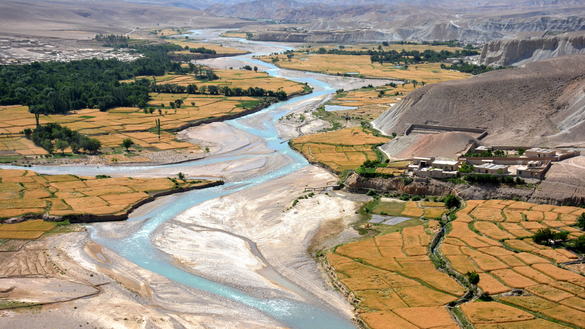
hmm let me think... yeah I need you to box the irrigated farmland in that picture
[327,219,465,329]
[327,198,585,329]
[0,68,307,163]
[290,127,389,172]
[442,200,585,328]
[0,168,218,221]
[259,53,471,83]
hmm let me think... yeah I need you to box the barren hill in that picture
[480,32,585,66]
[373,55,585,147]
[0,0,243,39]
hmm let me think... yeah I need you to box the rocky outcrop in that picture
[480,33,585,66]
[373,55,585,147]
[344,173,585,206]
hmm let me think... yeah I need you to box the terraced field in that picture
[373,200,448,220]
[0,168,215,221]
[444,200,585,328]
[259,53,470,83]
[327,220,465,329]
[327,199,585,329]
[0,72,307,161]
[326,84,417,122]
[138,69,307,95]
[290,127,389,172]
[169,40,248,55]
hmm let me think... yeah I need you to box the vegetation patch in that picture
[0,169,217,223]
[290,127,389,172]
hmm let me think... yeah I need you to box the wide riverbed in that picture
[4,30,365,328]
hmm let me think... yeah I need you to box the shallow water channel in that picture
[5,31,357,329]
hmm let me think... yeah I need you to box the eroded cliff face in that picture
[373,55,585,147]
[480,33,585,66]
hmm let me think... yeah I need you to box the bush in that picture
[571,235,585,253]
[532,228,569,246]
[577,213,585,231]
[466,271,480,285]
[444,195,461,209]
[26,123,101,154]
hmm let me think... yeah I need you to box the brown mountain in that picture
[373,55,585,147]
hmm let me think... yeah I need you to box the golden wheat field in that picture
[0,168,212,222]
[169,40,248,55]
[327,199,585,329]
[325,84,417,121]
[291,127,389,172]
[0,94,267,157]
[328,220,464,329]
[259,53,471,82]
[442,200,585,328]
[373,200,447,220]
[134,69,306,95]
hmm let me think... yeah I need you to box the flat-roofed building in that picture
[525,148,556,158]
[473,163,510,175]
[432,159,459,171]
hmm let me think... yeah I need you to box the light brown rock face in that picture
[373,55,585,147]
[480,33,585,66]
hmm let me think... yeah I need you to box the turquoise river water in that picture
[3,32,357,329]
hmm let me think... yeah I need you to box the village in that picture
[407,145,580,181]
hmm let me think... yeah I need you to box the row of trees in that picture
[23,123,101,154]
[95,34,130,48]
[151,83,288,100]
[0,43,201,114]
[441,62,495,75]
[305,47,478,65]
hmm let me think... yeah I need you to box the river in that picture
[4,31,359,328]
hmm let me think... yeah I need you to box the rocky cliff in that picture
[480,33,585,66]
[373,55,585,147]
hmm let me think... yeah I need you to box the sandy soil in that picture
[153,165,360,313]
[380,131,477,160]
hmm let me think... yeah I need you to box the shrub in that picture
[444,194,461,209]
[532,228,569,246]
[577,213,585,231]
[466,271,480,285]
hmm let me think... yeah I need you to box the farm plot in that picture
[259,53,471,83]
[327,221,464,329]
[134,69,306,96]
[291,127,389,172]
[169,40,248,55]
[441,200,585,328]
[0,169,215,222]
[372,200,447,220]
[326,84,418,122]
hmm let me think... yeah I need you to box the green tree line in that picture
[0,43,200,115]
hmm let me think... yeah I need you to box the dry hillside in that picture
[374,55,585,147]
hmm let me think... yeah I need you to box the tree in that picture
[444,195,461,209]
[177,172,186,181]
[576,213,585,231]
[121,138,134,152]
[81,138,101,154]
[532,228,569,246]
[253,66,258,72]
[466,271,480,285]
[55,139,69,154]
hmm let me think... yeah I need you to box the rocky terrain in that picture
[480,32,585,66]
[373,55,585,147]
[205,0,585,43]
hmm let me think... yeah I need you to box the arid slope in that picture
[374,55,585,147]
